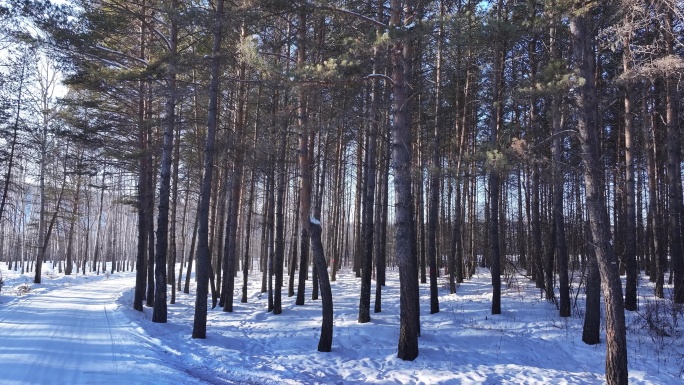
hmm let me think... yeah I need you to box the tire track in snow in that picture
[0,275,213,385]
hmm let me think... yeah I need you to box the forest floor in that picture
[0,262,682,384]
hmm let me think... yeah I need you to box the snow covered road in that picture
[0,276,215,385]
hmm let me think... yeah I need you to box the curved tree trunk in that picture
[309,220,333,352]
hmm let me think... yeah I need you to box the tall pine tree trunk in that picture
[427,0,444,314]
[133,1,149,311]
[169,114,181,305]
[391,0,419,361]
[622,31,637,310]
[192,0,225,339]
[358,79,378,323]
[582,220,601,345]
[65,153,83,276]
[549,19,570,317]
[662,10,684,304]
[488,0,505,315]
[295,10,311,307]
[152,0,178,322]
[571,5,628,383]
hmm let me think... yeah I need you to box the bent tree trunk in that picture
[310,220,332,352]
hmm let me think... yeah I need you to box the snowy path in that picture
[1,265,680,384]
[0,276,218,385]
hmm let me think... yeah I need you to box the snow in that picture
[0,263,682,384]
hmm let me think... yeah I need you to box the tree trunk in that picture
[0,55,26,227]
[427,0,444,313]
[645,96,666,298]
[375,123,390,313]
[531,168,544,289]
[488,0,504,316]
[273,123,286,312]
[621,30,637,311]
[34,86,50,284]
[169,110,181,305]
[309,220,333,352]
[571,6,628,383]
[65,154,83,276]
[133,2,149,310]
[35,152,68,283]
[353,127,363,279]
[295,10,311,307]
[192,0,225,339]
[288,185,300,298]
[358,80,377,323]
[151,0,178,322]
[92,171,106,275]
[549,19,570,317]
[582,221,601,345]
[545,214,556,301]
[391,0,419,362]
[662,10,684,304]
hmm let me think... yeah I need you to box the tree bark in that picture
[192,0,225,339]
[295,10,311,307]
[273,124,286,313]
[358,79,377,323]
[375,123,390,313]
[169,110,181,305]
[662,10,684,304]
[427,0,444,314]
[645,97,666,298]
[65,154,83,276]
[582,221,601,345]
[133,1,149,311]
[391,0,419,361]
[549,19,570,317]
[488,0,505,316]
[152,0,178,322]
[92,171,106,274]
[309,220,333,352]
[0,54,26,228]
[622,33,637,310]
[571,5,628,383]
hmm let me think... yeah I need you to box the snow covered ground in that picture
[0,262,682,384]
